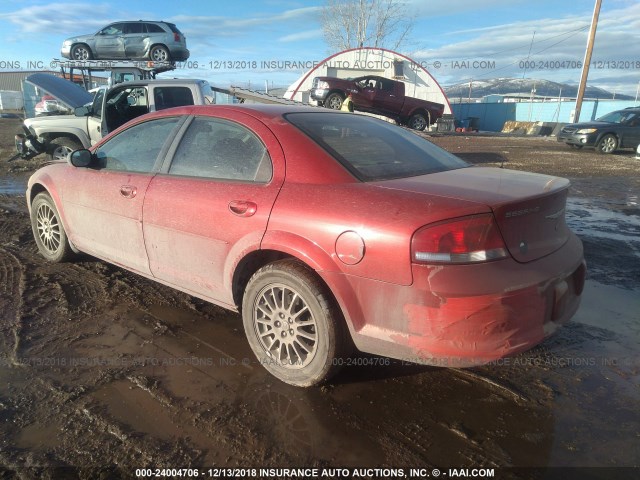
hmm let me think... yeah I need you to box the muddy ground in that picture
[0,117,638,478]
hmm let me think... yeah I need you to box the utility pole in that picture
[574,0,602,122]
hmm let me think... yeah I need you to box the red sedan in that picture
[27,105,586,386]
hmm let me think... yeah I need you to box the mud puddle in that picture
[0,173,28,196]
[4,276,638,470]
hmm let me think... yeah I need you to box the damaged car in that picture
[61,20,189,62]
[27,105,586,386]
[16,73,214,161]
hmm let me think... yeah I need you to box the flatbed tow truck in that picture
[52,58,176,89]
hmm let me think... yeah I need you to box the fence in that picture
[451,99,639,132]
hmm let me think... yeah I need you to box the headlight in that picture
[316,81,329,89]
[576,128,597,134]
[63,40,73,45]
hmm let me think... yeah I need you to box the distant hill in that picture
[444,78,634,101]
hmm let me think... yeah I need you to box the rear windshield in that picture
[166,23,181,34]
[285,112,469,181]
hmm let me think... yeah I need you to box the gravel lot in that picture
[1,117,638,477]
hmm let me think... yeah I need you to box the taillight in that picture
[174,32,181,42]
[411,214,508,264]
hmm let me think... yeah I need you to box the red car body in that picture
[27,105,586,385]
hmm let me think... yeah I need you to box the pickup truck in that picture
[310,75,445,131]
[16,73,214,160]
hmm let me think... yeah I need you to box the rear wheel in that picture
[30,193,74,263]
[408,112,428,131]
[149,45,171,62]
[242,260,348,387]
[596,134,618,154]
[324,93,344,110]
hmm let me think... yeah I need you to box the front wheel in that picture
[70,44,93,60]
[48,137,82,161]
[242,260,348,387]
[324,93,344,110]
[596,134,618,154]
[30,193,74,263]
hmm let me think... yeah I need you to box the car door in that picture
[61,117,184,274]
[123,22,145,59]
[620,113,640,148]
[142,112,285,306]
[353,77,376,108]
[86,87,105,144]
[372,78,399,115]
[95,23,126,58]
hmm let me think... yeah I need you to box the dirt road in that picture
[1,118,639,477]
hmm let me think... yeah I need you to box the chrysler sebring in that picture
[27,105,586,386]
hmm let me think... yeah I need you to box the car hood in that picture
[25,73,93,109]
[65,34,94,42]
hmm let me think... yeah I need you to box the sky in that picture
[0,0,638,97]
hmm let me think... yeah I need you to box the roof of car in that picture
[112,78,209,88]
[147,103,345,121]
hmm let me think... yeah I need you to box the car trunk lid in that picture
[373,167,571,263]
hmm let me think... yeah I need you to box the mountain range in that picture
[443,78,634,101]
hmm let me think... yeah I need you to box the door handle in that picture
[228,200,257,217]
[120,185,137,199]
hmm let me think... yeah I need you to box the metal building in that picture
[285,47,451,114]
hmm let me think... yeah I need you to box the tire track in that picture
[0,247,25,366]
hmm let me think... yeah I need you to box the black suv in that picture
[557,107,640,154]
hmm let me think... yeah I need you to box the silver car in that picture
[61,21,189,62]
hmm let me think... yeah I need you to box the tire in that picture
[242,260,348,387]
[70,44,93,60]
[408,112,428,131]
[30,193,74,263]
[149,45,171,62]
[324,93,344,110]
[48,137,83,162]
[596,134,618,154]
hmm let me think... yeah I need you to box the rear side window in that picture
[145,23,165,33]
[124,23,144,34]
[168,117,272,182]
[285,112,468,181]
[154,87,194,110]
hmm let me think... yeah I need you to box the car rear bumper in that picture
[310,88,329,102]
[168,47,190,61]
[325,232,586,367]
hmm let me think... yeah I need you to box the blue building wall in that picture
[451,100,639,132]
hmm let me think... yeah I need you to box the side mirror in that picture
[75,105,91,117]
[69,149,93,167]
